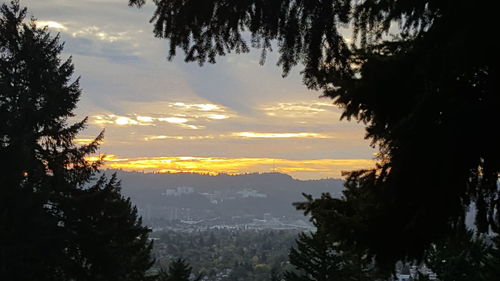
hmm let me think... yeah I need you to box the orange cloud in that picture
[89,155,375,180]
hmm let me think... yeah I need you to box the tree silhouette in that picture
[284,230,375,281]
[424,229,490,281]
[483,235,500,281]
[0,1,152,280]
[157,258,202,281]
[284,231,342,281]
[62,175,153,281]
[129,0,499,267]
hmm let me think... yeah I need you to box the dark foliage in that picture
[130,0,500,269]
[424,229,490,281]
[0,1,153,280]
[483,236,500,281]
[284,226,378,281]
[153,229,297,281]
[157,258,201,281]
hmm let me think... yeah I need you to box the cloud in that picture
[232,132,331,139]
[91,154,375,179]
[71,25,137,43]
[157,117,188,124]
[144,135,215,141]
[261,101,340,118]
[35,20,68,30]
[170,102,221,111]
[90,101,233,129]
[74,138,100,145]
[208,114,229,120]
[92,115,153,126]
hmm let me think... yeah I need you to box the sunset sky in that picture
[26,0,376,179]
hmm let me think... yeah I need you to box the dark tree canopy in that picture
[0,2,153,280]
[284,230,376,281]
[157,258,201,281]
[129,0,500,267]
[424,229,490,281]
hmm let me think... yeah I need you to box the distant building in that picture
[236,188,267,198]
[263,213,272,221]
[162,186,195,197]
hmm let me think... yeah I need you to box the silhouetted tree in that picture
[157,258,201,281]
[62,175,153,281]
[284,231,342,281]
[270,265,282,281]
[129,0,500,268]
[483,236,500,281]
[424,229,490,281]
[0,1,152,280]
[284,229,375,281]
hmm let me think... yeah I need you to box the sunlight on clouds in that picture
[158,117,188,124]
[92,115,156,126]
[115,116,138,125]
[165,102,234,119]
[35,20,67,31]
[144,135,215,141]
[91,114,196,127]
[91,155,375,180]
[233,132,330,139]
[171,102,220,111]
[74,138,100,145]
[71,26,134,42]
[143,133,331,141]
[208,114,229,120]
[136,116,154,123]
[262,101,340,118]
[91,101,232,129]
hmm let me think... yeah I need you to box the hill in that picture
[109,170,344,229]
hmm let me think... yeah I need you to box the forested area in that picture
[152,230,298,281]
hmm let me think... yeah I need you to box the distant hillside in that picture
[106,170,344,227]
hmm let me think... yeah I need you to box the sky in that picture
[24,0,376,179]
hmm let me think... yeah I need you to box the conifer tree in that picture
[284,231,341,281]
[424,229,490,281]
[157,258,201,281]
[483,236,500,281]
[284,230,375,281]
[0,1,153,280]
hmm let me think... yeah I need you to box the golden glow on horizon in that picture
[88,155,375,179]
